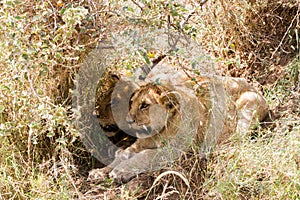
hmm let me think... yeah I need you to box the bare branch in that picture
[131,0,144,11]
[200,0,209,6]
[139,8,197,79]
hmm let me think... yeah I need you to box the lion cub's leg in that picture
[109,148,168,183]
[235,91,268,134]
[87,147,139,183]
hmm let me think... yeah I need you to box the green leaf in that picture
[127,6,134,12]
[60,8,66,15]
[22,53,28,60]
[191,61,198,68]
[0,105,4,113]
[171,10,179,16]
[47,131,54,137]
[144,54,150,65]
[2,85,10,91]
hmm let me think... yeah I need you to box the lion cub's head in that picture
[95,72,138,147]
[127,83,180,138]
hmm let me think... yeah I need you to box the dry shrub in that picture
[0,0,108,198]
[1,0,299,199]
[201,0,299,82]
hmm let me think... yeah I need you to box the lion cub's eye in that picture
[139,102,149,110]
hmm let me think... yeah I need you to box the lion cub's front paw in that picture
[109,168,136,184]
[87,167,112,183]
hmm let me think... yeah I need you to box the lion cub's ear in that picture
[159,91,180,110]
[109,72,120,81]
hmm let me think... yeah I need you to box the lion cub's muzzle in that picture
[126,114,155,138]
[126,103,168,139]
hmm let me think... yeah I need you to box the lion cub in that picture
[89,64,268,183]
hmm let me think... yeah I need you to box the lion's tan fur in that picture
[89,64,269,183]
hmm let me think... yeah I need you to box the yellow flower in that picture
[125,70,132,77]
[57,1,64,7]
[147,52,155,58]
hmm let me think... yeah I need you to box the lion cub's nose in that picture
[126,115,135,125]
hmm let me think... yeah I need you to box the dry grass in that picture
[0,0,299,199]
